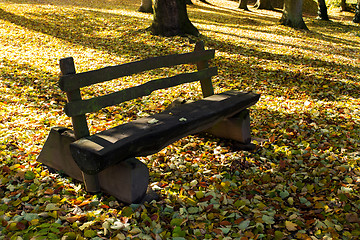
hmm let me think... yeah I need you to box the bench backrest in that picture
[58,41,217,140]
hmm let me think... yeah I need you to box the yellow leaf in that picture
[285,221,298,231]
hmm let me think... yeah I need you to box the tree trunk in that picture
[150,0,199,36]
[138,0,153,13]
[317,0,329,20]
[280,0,308,30]
[239,0,249,10]
[254,0,273,10]
[340,0,348,12]
[354,0,360,23]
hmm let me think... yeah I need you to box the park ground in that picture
[0,0,360,239]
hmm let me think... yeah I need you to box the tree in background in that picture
[238,0,249,10]
[150,0,199,36]
[340,0,348,11]
[254,0,273,10]
[354,0,360,23]
[317,0,329,20]
[280,0,308,30]
[138,0,153,13]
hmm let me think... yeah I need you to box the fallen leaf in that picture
[285,221,298,231]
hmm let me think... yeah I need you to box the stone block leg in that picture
[82,172,100,193]
[37,127,83,181]
[98,158,149,204]
[205,109,251,144]
[37,127,149,204]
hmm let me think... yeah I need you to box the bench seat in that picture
[70,90,260,175]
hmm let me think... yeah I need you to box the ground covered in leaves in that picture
[0,0,360,239]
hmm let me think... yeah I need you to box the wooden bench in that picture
[38,42,260,203]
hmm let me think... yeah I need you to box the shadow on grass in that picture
[0,7,162,58]
[189,3,282,29]
[1,0,139,10]
[189,3,360,54]
[199,35,360,100]
[307,19,360,46]
[0,2,359,102]
[0,57,66,104]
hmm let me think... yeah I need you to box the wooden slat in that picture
[64,67,218,117]
[59,49,215,92]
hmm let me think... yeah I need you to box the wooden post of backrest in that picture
[194,41,214,98]
[60,58,90,139]
[59,57,100,193]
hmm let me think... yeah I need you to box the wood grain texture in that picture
[195,41,214,97]
[59,57,100,192]
[69,90,260,175]
[59,49,215,92]
[64,67,218,117]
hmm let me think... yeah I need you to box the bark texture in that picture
[239,0,249,10]
[280,0,308,30]
[138,0,153,13]
[317,0,329,20]
[150,0,199,36]
[354,0,360,23]
[340,0,348,12]
[254,0,273,10]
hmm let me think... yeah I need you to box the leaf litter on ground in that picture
[0,0,360,239]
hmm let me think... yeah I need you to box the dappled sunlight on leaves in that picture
[0,0,360,238]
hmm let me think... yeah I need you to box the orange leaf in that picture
[234,218,244,224]
[44,189,54,195]
[79,200,91,207]
[199,182,207,188]
[73,199,82,205]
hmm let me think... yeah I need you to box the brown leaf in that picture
[205,204,214,212]
[346,213,360,223]
[234,218,244,224]
[1,166,10,173]
[151,214,159,221]
[187,190,195,196]
[66,215,85,223]
[219,220,232,226]
[16,222,26,230]
[279,159,287,170]
[199,195,213,202]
